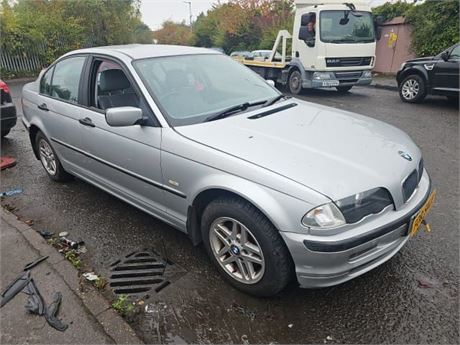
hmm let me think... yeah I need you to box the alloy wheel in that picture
[39,139,57,176]
[209,217,265,284]
[401,78,420,100]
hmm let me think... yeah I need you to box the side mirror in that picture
[105,106,143,127]
[441,51,449,61]
[266,80,275,87]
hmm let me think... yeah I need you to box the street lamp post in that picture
[183,1,192,29]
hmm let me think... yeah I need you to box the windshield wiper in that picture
[263,94,290,107]
[205,100,267,122]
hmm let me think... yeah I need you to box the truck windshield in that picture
[320,10,375,43]
[133,54,279,126]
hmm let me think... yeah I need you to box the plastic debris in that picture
[417,279,433,288]
[288,323,294,328]
[0,187,23,197]
[24,256,48,271]
[24,279,46,315]
[0,271,31,308]
[326,335,333,341]
[45,292,68,332]
[0,156,17,170]
[38,230,54,239]
[241,334,249,345]
[82,272,99,281]
[24,220,34,226]
[58,232,69,237]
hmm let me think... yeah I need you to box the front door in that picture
[433,45,460,92]
[77,57,166,217]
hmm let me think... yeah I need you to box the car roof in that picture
[65,44,219,60]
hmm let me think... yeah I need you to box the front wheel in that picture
[36,131,73,182]
[288,69,303,95]
[201,197,293,297]
[336,86,353,93]
[399,74,426,103]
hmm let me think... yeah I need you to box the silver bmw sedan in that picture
[21,45,435,296]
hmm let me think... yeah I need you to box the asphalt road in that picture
[1,81,458,344]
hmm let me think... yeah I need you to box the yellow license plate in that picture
[409,190,436,237]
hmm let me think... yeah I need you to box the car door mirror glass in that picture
[105,106,143,127]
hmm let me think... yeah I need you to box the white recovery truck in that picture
[236,0,378,94]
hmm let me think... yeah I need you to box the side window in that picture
[93,60,140,111]
[449,45,460,60]
[40,67,54,95]
[51,56,86,103]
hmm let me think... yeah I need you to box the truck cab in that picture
[239,0,377,94]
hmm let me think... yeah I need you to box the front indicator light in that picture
[302,203,346,229]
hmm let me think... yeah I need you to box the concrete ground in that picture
[1,80,459,344]
[0,212,114,344]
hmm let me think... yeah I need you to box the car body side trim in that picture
[50,137,187,199]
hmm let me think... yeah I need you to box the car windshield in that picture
[320,10,375,43]
[133,54,279,126]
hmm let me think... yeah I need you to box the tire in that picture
[1,129,10,138]
[399,74,427,103]
[201,197,293,297]
[35,131,73,182]
[336,86,353,93]
[288,69,303,95]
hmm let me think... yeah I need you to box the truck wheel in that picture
[288,70,302,95]
[36,131,73,182]
[201,197,293,297]
[399,75,426,103]
[336,86,352,93]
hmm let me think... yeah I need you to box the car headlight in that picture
[313,72,332,80]
[302,202,346,229]
[335,187,394,224]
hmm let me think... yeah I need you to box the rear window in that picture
[50,56,86,103]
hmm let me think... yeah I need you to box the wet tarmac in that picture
[1,81,458,343]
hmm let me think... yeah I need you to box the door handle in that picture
[37,103,49,111]
[79,117,95,127]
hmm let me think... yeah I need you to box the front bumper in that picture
[305,70,372,89]
[281,170,432,288]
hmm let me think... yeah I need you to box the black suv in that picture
[397,43,459,103]
[0,79,17,137]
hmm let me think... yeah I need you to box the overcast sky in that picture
[140,0,393,31]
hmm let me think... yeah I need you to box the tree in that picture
[153,21,193,46]
[405,0,459,56]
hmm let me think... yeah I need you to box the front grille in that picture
[326,57,372,67]
[402,170,418,203]
[335,71,362,79]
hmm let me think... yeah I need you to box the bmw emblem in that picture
[398,151,412,161]
[230,244,240,255]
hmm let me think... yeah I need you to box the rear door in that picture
[37,55,87,172]
[76,56,166,217]
[433,45,460,92]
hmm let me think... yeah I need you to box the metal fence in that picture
[0,42,49,75]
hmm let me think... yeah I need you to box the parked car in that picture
[1,79,17,137]
[22,45,434,296]
[230,51,253,59]
[251,50,282,61]
[397,43,460,103]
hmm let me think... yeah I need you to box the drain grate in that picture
[109,250,172,296]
